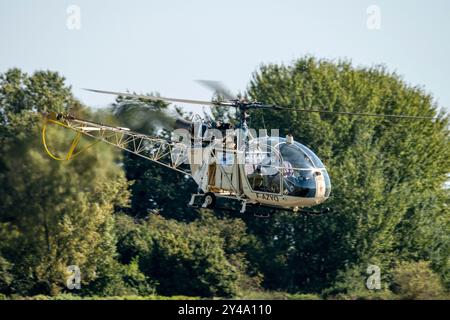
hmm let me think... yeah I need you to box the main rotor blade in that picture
[195,80,237,100]
[83,88,233,106]
[269,105,436,120]
[294,108,436,119]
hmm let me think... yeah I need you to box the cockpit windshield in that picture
[274,138,325,169]
[245,137,330,198]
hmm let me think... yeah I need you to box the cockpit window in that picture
[297,144,325,168]
[284,169,317,197]
[245,148,282,194]
[245,137,330,197]
[266,137,325,169]
[279,143,315,168]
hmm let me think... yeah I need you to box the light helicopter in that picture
[42,82,435,216]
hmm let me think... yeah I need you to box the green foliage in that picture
[1,60,448,300]
[80,257,156,297]
[3,293,201,300]
[391,261,447,300]
[0,68,73,117]
[115,213,243,297]
[321,264,395,300]
[236,290,321,300]
[0,69,130,295]
[114,211,261,297]
[0,256,13,293]
[122,258,155,294]
[245,57,450,292]
[122,155,198,220]
[195,211,263,291]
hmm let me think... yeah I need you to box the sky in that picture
[1,0,449,114]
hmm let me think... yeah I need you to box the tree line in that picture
[0,58,449,299]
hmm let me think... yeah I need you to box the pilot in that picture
[263,161,293,193]
[282,161,294,177]
[284,170,314,197]
[247,165,263,190]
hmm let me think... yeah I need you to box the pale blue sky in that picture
[1,0,449,113]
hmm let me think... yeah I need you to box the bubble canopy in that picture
[245,137,331,198]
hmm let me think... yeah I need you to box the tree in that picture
[0,69,130,295]
[115,213,242,297]
[244,57,450,292]
[0,256,13,294]
[391,261,447,299]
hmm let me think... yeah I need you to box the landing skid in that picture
[188,193,331,217]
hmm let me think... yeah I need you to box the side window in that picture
[246,154,282,194]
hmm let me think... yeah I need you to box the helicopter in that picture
[42,82,436,217]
